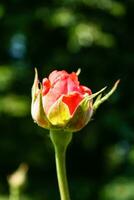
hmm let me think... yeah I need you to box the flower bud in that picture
[31,69,119,132]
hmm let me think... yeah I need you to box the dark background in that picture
[0,0,133,199]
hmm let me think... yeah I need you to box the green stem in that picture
[50,130,72,200]
[9,187,20,200]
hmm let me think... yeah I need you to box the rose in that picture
[31,68,119,132]
[32,69,93,131]
[42,70,92,115]
[31,68,119,200]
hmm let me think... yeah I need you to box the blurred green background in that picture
[0,0,133,199]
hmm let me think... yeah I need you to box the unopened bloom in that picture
[31,69,119,132]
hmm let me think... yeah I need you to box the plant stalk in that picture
[50,130,72,200]
[9,186,20,200]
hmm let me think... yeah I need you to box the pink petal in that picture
[42,79,68,114]
[79,85,92,95]
[49,70,68,85]
[69,72,79,86]
[62,92,83,115]
[42,78,51,95]
[67,77,80,93]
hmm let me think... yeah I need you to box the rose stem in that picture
[50,130,72,200]
[9,186,20,200]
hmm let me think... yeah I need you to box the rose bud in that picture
[31,69,119,132]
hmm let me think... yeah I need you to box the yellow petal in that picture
[48,98,71,127]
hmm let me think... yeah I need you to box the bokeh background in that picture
[0,0,133,200]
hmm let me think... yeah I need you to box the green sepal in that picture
[48,97,71,127]
[32,68,39,101]
[31,86,50,129]
[65,87,107,132]
[93,80,120,111]
[65,95,92,132]
[31,68,50,128]
[85,86,107,101]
